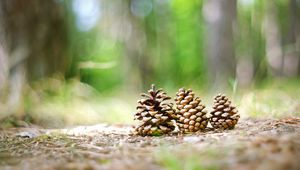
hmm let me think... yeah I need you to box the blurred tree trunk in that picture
[124,1,153,91]
[295,0,300,76]
[123,16,150,91]
[0,34,9,105]
[0,7,8,102]
[282,0,300,77]
[204,0,237,90]
[264,1,284,76]
[0,0,68,115]
[100,0,153,92]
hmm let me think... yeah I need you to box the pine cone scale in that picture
[175,88,208,133]
[210,94,240,130]
[133,84,176,136]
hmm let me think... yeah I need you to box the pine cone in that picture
[210,94,240,129]
[133,84,176,136]
[175,88,208,133]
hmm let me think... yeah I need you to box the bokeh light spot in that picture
[72,0,101,32]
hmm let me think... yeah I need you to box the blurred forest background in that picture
[0,0,299,127]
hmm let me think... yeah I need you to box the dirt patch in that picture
[0,117,300,170]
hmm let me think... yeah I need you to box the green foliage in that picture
[21,77,134,127]
[150,130,164,137]
[60,0,299,92]
[236,0,268,82]
[1,0,299,127]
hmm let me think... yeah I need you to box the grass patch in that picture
[237,79,300,118]
[155,145,218,170]
[0,78,299,127]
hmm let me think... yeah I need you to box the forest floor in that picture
[0,117,300,170]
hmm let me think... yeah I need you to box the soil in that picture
[0,117,300,170]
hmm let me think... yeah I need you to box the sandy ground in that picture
[0,117,300,170]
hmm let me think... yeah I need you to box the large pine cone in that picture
[175,88,208,133]
[210,94,240,129]
[133,84,176,136]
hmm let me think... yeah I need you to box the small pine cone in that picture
[133,84,176,136]
[175,88,208,133]
[210,94,240,129]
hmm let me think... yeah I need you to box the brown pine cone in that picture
[133,84,176,136]
[175,88,208,133]
[210,94,240,129]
